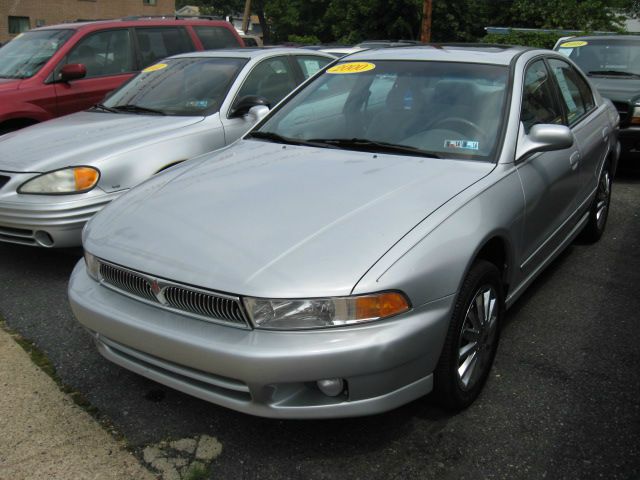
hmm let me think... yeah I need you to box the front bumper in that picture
[68,261,454,419]
[0,188,122,248]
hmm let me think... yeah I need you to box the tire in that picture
[580,160,612,243]
[433,260,504,411]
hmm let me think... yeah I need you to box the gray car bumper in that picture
[69,261,454,419]
[0,191,122,247]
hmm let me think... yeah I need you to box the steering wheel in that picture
[436,117,487,139]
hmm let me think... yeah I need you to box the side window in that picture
[66,29,133,78]
[521,59,563,133]
[194,27,240,49]
[295,55,332,79]
[549,58,594,123]
[135,27,194,68]
[234,57,297,108]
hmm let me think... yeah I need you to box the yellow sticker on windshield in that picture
[327,62,376,74]
[142,63,168,73]
[560,41,588,48]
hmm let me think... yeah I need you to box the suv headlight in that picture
[18,166,100,194]
[243,292,410,330]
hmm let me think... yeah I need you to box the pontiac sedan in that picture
[0,48,333,247]
[69,45,619,418]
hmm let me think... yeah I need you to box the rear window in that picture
[194,26,241,50]
[135,27,194,68]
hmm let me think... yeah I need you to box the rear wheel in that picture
[580,161,612,243]
[434,260,504,410]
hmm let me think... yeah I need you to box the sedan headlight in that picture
[84,251,100,280]
[243,292,410,330]
[18,166,100,194]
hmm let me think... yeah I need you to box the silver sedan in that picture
[69,45,619,418]
[0,48,334,247]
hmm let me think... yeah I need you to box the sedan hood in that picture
[588,76,640,103]
[0,111,203,172]
[85,140,494,298]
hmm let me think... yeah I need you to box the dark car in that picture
[555,35,640,161]
[0,17,243,134]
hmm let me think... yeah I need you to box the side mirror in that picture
[516,123,574,161]
[60,64,87,82]
[247,104,270,122]
[230,95,270,118]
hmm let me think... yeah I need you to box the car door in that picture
[516,58,583,278]
[53,29,136,116]
[547,57,610,206]
[220,55,300,144]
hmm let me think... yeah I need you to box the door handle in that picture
[569,152,580,170]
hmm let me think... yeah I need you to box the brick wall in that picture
[0,0,176,43]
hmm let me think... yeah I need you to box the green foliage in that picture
[287,34,322,45]
[482,31,569,49]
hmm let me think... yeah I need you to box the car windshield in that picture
[102,57,247,116]
[251,60,509,161]
[556,38,640,77]
[0,29,73,79]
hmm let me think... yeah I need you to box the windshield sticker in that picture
[142,63,168,73]
[560,41,588,48]
[445,140,479,150]
[327,62,376,74]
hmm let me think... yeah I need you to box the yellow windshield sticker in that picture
[142,63,168,73]
[560,41,588,48]
[327,62,376,74]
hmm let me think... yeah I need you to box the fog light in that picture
[316,378,345,397]
[34,230,54,247]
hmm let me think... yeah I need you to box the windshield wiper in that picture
[306,138,441,158]
[111,104,166,115]
[90,103,119,113]
[246,131,340,148]
[587,70,640,78]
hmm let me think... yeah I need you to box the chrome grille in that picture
[164,287,246,325]
[99,263,156,301]
[98,260,249,328]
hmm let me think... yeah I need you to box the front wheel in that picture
[580,161,612,243]
[433,260,504,410]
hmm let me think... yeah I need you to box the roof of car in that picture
[345,44,530,65]
[171,47,335,60]
[35,17,234,31]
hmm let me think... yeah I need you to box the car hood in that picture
[588,76,640,103]
[0,78,21,91]
[85,140,494,298]
[0,111,204,172]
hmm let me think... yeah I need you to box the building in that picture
[0,0,176,43]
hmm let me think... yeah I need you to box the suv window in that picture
[194,26,240,50]
[67,29,134,78]
[235,57,297,108]
[549,58,594,124]
[521,59,563,133]
[135,27,194,68]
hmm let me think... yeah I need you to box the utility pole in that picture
[420,0,432,43]
[242,0,252,34]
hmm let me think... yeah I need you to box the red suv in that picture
[0,17,243,134]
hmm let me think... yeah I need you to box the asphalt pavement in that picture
[0,171,639,480]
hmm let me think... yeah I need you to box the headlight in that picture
[18,166,100,194]
[243,292,410,330]
[84,251,100,280]
[632,105,640,125]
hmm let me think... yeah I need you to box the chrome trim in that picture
[97,259,251,329]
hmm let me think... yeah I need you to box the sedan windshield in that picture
[252,60,509,161]
[0,29,73,79]
[102,57,247,116]
[557,38,640,77]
